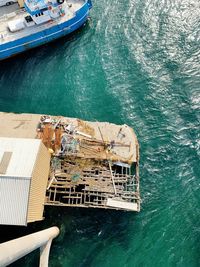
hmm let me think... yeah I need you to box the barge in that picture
[0,112,140,218]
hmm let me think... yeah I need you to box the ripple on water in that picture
[0,0,200,266]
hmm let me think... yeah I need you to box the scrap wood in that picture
[53,118,61,129]
[47,175,57,190]
[108,161,117,196]
[77,119,95,136]
[82,138,130,148]
[98,125,105,143]
[79,143,99,152]
[55,127,62,150]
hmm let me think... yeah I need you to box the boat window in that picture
[41,8,48,12]
[35,12,44,17]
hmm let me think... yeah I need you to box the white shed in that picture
[0,137,50,226]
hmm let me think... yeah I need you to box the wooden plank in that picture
[106,198,138,211]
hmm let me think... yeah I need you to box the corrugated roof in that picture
[0,137,42,226]
[0,137,41,178]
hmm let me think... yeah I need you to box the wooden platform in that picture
[0,112,140,212]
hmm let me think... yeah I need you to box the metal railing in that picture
[0,226,59,267]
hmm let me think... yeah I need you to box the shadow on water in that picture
[0,207,138,267]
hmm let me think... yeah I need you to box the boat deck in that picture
[0,3,20,17]
[0,0,84,44]
[0,4,23,34]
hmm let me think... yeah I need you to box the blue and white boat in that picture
[0,0,92,60]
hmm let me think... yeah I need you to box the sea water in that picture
[0,0,199,266]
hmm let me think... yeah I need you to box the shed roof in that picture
[0,137,41,178]
[0,137,42,226]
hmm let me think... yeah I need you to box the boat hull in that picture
[0,1,91,60]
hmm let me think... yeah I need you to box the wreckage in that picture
[0,112,140,212]
[37,115,140,211]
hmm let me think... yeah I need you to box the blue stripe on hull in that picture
[0,2,91,60]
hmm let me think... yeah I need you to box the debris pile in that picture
[36,115,140,211]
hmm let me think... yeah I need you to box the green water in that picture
[0,0,200,266]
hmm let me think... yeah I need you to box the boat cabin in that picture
[24,0,65,24]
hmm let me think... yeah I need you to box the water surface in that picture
[0,0,199,266]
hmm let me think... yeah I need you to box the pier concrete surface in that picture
[0,226,59,267]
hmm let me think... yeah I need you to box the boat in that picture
[0,0,92,60]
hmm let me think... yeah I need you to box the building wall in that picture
[0,177,30,226]
[0,137,43,226]
[27,142,50,223]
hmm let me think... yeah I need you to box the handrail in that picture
[0,226,59,267]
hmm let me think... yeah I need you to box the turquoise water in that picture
[0,0,200,266]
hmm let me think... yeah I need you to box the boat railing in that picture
[0,226,59,267]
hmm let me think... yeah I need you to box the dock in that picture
[0,112,140,224]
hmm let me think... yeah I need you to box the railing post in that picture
[0,227,59,267]
[40,239,53,267]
